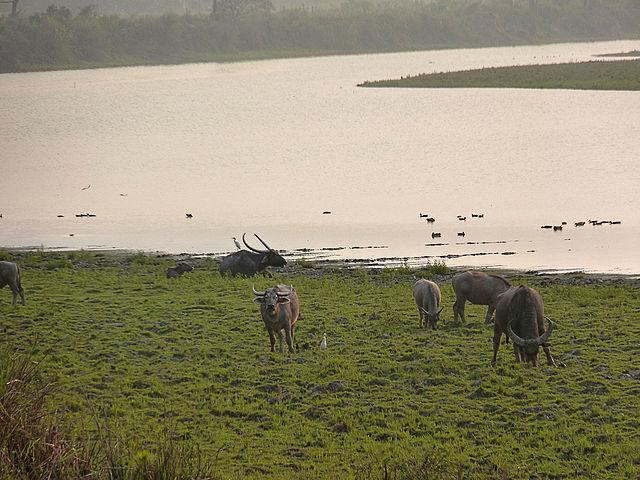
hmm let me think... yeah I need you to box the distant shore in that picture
[359,56,640,90]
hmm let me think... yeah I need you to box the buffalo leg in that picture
[459,301,466,323]
[277,332,285,353]
[491,328,502,366]
[485,304,495,324]
[418,308,424,328]
[512,344,522,363]
[453,300,466,324]
[11,284,25,306]
[268,331,277,352]
[542,345,556,366]
[285,327,295,353]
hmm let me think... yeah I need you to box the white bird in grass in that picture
[320,333,327,351]
[233,237,242,250]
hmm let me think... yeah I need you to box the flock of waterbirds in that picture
[420,211,486,240]
[540,219,622,231]
[419,211,623,240]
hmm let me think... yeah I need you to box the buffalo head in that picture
[243,233,286,268]
[506,318,554,366]
[419,306,443,330]
[252,284,293,313]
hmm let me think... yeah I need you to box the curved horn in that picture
[506,322,526,347]
[277,286,293,297]
[252,284,266,296]
[243,233,266,253]
[253,233,273,251]
[535,321,553,346]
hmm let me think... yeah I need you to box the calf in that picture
[413,279,443,330]
[252,284,300,353]
[492,285,555,366]
[0,261,25,305]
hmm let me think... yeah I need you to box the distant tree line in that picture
[1,0,639,72]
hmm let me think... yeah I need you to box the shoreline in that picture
[3,246,638,282]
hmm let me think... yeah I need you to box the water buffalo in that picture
[219,233,286,276]
[165,262,193,278]
[0,260,25,305]
[492,285,555,366]
[452,271,511,324]
[413,279,443,329]
[252,284,300,353]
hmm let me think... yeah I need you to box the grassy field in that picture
[358,58,640,90]
[1,250,639,479]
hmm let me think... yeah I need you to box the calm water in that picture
[2,40,640,274]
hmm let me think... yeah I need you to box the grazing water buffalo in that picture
[165,262,193,278]
[452,271,511,324]
[492,285,555,366]
[253,284,300,353]
[219,233,286,276]
[413,279,443,329]
[0,261,25,305]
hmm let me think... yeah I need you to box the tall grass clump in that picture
[0,342,220,479]
[0,343,94,479]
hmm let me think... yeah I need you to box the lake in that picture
[1,39,639,274]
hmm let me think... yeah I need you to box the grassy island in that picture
[359,58,640,90]
[1,250,639,479]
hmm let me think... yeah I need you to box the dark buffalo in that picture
[0,260,25,305]
[253,284,300,353]
[219,233,286,276]
[452,271,511,324]
[492,285,555,366]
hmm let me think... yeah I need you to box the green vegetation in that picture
[359,58,640,90]
[1,0,640,73]
[1,250,639,479]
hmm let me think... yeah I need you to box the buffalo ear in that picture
[254,297,265,304]
[278,297,291,304]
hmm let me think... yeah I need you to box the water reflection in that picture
[1,40,639,274]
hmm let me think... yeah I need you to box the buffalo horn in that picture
[507,321,554,347]
[243,233,266,253]
[506,322,526,347]
[277,285,293,297]
[420,306,442,316]
[252,284,266,296]
[535,321,553,346]
[254,233,274,252]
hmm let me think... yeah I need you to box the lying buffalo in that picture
[253,284,300,353]
[413,279,443,330]
[492,285,555,366]
[165,262,193,278]
[452,270,511,324]
[0,260,25,305]
[219,233,286,276]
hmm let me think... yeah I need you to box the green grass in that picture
[1,250,639,479]
[359,58,640,90]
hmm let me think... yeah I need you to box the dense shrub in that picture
[1,0,639,72]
